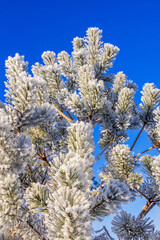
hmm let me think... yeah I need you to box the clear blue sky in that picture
[1,0,160,238]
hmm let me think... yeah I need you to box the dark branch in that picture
[130,123,146,151]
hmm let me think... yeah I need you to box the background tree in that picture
[0,27,160,239]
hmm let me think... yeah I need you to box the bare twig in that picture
[134,145,156,158]
[103,226,115,240]
[93,118,101,125]
[52,103,72,122]
[26,164,32,176]
[46,182,54,191]
[66,110,73,120]
[17,127,21,136]
[94,184,104,197]
[95,146,108,161]
[139,194,157,218]
[34,128,39,138]
[134,186,150,201]
[88,115,93,126]
[130,123,146,151]
[37,151,51,167]
[151,198,160,203]
[91,200,105,211]
[52,81,73,121]
[33,129,51,167]
[27,221,46,240]
[144,202,156,217]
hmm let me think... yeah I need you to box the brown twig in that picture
[34,128,39,139]
[139,194,157,218]
[88,115,93,126]
[134,145,156,158]
[27,221,46,240]
[130,123,146,151]
[103,226,114,240]
[26,164,32,176]
[92,200,105,211]
[95,145,108,161]
[143,202,156,217]
[52,103,72,122]
[66,110,73,120]
[52,80,73,121]
[134,186,150,201]
[93,118,101,126]
[33,129,51,167]
[46,182,54,191]
[37,151,51,167]
[17,127,21,136]
[94,184,104,197]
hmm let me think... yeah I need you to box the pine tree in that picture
[0,27,160,240]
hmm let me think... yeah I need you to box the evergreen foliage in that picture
[0,27,160,239]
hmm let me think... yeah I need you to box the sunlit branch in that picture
[103,226,115,240]
[27,221,46,240]
[52,103,72,122]
[139,194,157,218]
[134,145,156,158]
[134,186,150,201]
[130,123,146,151]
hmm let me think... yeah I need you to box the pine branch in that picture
[91,56,95,67]
[96,133,116,161]
[88,114,93,126]
[66,110,73,120]
[26,164,32,176]
[95,146,108,161]
[151,198,160,203]
[93,184,104,197]
[144,202,156,217]
[3,28,160,240]
[93,118,101,126]
[130,122,146,151]
[17,127,21,136]
[37,151,51,167]
[103,226,115,240]
[27,221,46,240]
[134,186,150,201]
[34,128,39,139]
[91,199,105,211]
[52,103,72,122]
[139,194,157,218]
[46,182,53,191]
[52,78,74,121]
[33,129,51,167]
[134,145,156,158]
[140,200,151,218]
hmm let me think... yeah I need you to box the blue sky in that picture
[1,0,160,238]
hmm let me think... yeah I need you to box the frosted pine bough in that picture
[0,28,160,239]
